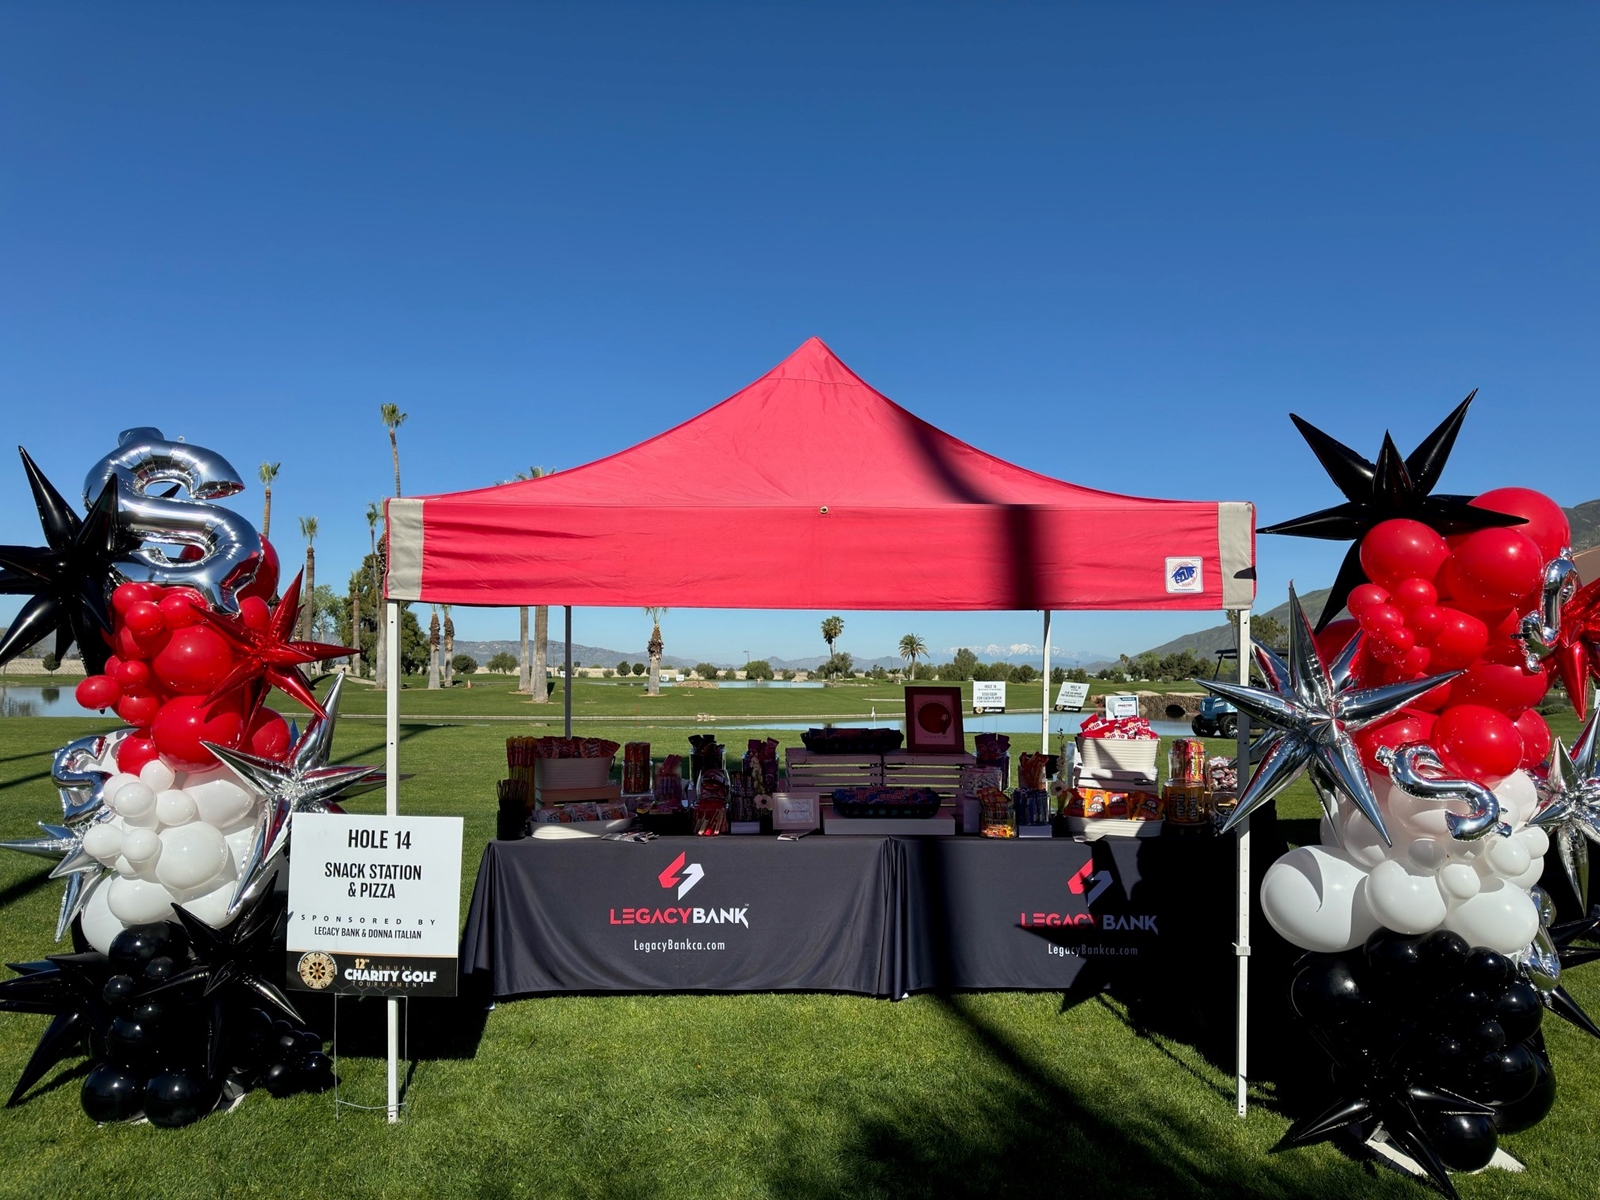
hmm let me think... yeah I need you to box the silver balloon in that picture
[1530,714,1600,910]
[1377,742,1509,841]
[1519,553,1578,672]
[82,426,263,612]
[1196,584,1459,842]
[0,815,112,941]
[51,728,129,823]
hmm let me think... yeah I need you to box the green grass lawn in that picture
[2,701,1598,1198]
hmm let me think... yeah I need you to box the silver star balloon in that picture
[52,728,130,823]
[0,814,113,941]
[1518,885,1600,1041]
[1531,714,1600,910]
[1197,585,1461,842]
[203,676,384,919]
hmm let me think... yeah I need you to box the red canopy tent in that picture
[383,337,1255,612]
[377,337,1261,1120]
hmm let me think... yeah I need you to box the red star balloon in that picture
[1549,576,1600,720]
[200,571,354,719]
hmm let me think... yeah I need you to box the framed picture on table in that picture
[904,686,965,753]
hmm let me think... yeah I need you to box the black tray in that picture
[801,728,904,755]
[829,786,942,820]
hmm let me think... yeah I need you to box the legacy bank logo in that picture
[1017,858,1157,931]
[607,852,750,927]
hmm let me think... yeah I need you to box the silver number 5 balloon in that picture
[82,427,264,612]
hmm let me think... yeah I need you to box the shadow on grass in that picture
[292,969,493,1064]
[0,868,53,912]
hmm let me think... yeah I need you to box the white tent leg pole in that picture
[564,605,573,738]
[1234,606,1252,1118]
[385,599,401,1123]
[1040,610,1052,752]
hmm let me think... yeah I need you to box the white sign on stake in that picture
[972,680,1007,712]
[1054,681,1091,711]
[286,813,463,998]
[1104,693,1140,719]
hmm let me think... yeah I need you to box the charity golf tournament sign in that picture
[286,814,464,998]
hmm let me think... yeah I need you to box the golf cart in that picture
[1191,649,1243,738]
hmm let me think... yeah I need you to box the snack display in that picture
[622,742,652,793]
[1128,792,1165,822]
[1167,738,1208,786]
[744,738,780,794]
[1013,787,1051,827]
[974,733,1010,762]
[693,797,728,836]
[1207,756,1238,793]
[653,755,685,807]
[830,786,943,819]
[1065,788,1130,819]
[510,735,621,759]
[1017,752,1049,790]
[532,801,631,824]
[977,786,1015,837]
[689,734,725,781]
[1162,782,1210,825]
[1077,715,1159,740]
[800,727,903,754]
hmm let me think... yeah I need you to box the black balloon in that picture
[109,923,190,977]
[261,1061,299,1099]
[143,956,176,984]
[1463,949,1514,994]
[80,1062,144,1124]
[1364,929,1424,991]
[143,1068,218,1128]
[101,974,138,1008]
[1425,1113,1499,1173]
[299,1050,335,1093]
[1418,931,1470,985]
[1418,1033,1473,1085]
[1492,1051,1557,1135]
[1463,1019,1505,1054]
[274,1032,300,1059]
[106,1015,163,1069]
[1494,982,1543,1045]
[1291,957,1366,1025]
[1475,1045,1539,1105]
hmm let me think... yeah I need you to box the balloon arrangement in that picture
[0,429,374,1127]
[1205,396,1600,1191]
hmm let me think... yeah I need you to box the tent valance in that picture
[384,338,1254,611]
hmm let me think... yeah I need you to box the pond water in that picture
[0,685,94,718]
[721,714,1193,738]
[659,680,825,689]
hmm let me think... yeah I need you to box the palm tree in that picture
[258,462,280,538]
[505,467,552,698]
[644,607,668,696]
[442,604,455,687]
[366,501,384,687]
[821,616,845,660]
[349,577,362,680]
[381,404,408,497]
[427,606,441,689]
[899,633,928,680]
[297,516,318,641]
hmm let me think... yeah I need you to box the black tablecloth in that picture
[462,821,1270,999]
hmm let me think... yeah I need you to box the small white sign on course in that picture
[1054,681,1091,711]
[972,680,1007,712]
[1104,693,1140,719]
[286,813,464,998]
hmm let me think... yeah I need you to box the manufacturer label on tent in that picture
[1165,557,1203,593]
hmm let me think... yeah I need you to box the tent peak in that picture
[763,336,873,389]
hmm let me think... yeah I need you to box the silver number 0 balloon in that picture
[82,427,264,612]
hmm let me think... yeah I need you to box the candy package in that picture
[1078,714,1159,740]
[977,786,1015,838]
[1065,788,1130,819]
[622,742,652,793]
[1018,752,1049,790]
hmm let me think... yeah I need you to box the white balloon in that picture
[107,875,175,925]
[155,788,198,827]
[224,825,258,872]
[80,879,124,954]
[1384,782,1454,841]
[139,759,176,793]
[82,823,124,865]
[1340,807,1392,869]
[1260,845,1381,953]
[187,775,257,830]
[1318,813,1340,848]
[114,781,156,820]
[156,822,231,893]
[1366,858,1449,934]
[1511,859,1548,891]
[102,773,139,806]
[1495,770,1539,830]
[1517,825,1550,860]
[182,877,238,927]
[1441,879,1540,955]
[1406,837,1451,872]
[113,855,138,879]
[121,826,162,867]
[1439,862,1482,902]
[1485,834,1532,880]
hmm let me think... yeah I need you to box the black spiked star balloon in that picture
[147,888,302,1026]
[1259,394,1527,630]
[0,951,114,1106]
[0,448,136,673]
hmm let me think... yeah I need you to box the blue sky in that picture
[2,3,1595,664]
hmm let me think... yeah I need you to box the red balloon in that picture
[116,733,161,775]
[1515,709,1553,770]
[124,601,165,637]
[1451,658,1550,718]
[1471,487,1571,562]
[237,536,280,604]
[1360,519,1450,590]
[111,582,162,615]
[1446,528,1545,614]
[248,707,292,760]
[151,626,236,695]
[75,675,120,711]
[151,693,245,770]
[1412,678,1454,712]
[239,596,272,632]
[158,590,205,629]
[116,691,163,727]
[1390,578,1438,614]
[1314,618,1360,666]
[1354,709,1437,772]
[1434,704,1524,786]
[1347,583,1391,616]
[1409,604,1449,644]
[1400,645,1432,676]
[113,659,151,690]
[1361,604,1406,635]
[1369,626,1416,664]
[1429,609,1490,670]
[115,623,170,662]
